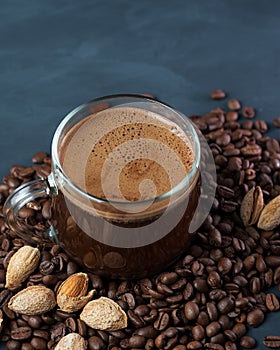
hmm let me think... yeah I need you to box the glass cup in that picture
[4,94,202,279]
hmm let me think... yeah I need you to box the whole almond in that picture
[8,285,56,315]
[5,246,40,289]
[240,186,264,226]
[54,333,87,350]
[258,195,280,231]
[57,273,95,313]
[80,296,127,331]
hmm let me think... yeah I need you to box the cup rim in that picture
[52,94,201,205]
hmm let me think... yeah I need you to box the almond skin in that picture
[54,333,87,350]
[57,272,95,313]
[80,296,127,331]
[8,285,56,315]
[5,246,40,289]
[258,195,280,231]
[240,186,264,226]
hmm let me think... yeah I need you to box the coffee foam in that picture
[60,107,194,202]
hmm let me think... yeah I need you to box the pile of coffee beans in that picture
[0,92,279,350]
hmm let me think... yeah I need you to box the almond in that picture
[258,195,280,231]
[8,285,56,315]
[54,333,87,350]
[5,246,40,289]
[240,186,264,226]
[80,296,127,331]
[57,273,95,313]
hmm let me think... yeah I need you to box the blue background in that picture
[0,1,280,349]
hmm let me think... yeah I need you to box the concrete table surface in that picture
[0,0,280,349]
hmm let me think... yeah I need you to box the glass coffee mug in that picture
[4,95,203,279]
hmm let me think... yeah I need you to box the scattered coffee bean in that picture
[263,335,280,349]
[242,106,255,119]
[266,293,280,311]
[210,89,227,100]
[227,98,241,110]
[272,117,280,128]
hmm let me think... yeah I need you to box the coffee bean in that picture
[160,272,178,284]
[217,257,232,275]
[247,309,264,327]
[232,323,247,339]
[210,89,227,100]
[227,99,241,111]
[263,335,280,348]
[88,336,106,350]
[154,312,169,331]
[186,340,203,349]
[226,111,238,122]
[266,293,280,311]
[242,106,255,119]
[217,296,234,314]
[26,316,42,329]
[6,340,21,350]
[30,337,47,349]
[11,327,32,341]
[22,344,34,350]
[184,301,199,320]
[135,326,157,339]
[272,117,280,128]
[32,151,48,164]
[191,325,205,341]
[240,335,257,349]
[225,341,237,350]
[206,321,221,337]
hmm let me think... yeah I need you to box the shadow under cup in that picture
[51,95,201,279]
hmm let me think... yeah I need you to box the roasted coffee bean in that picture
[205,321,221,338]
[247,309,264,327]
[272,117,280,128]
[6,340,21,350]
[21,344,33,350]
[154,312,169,331]
[266,293,280,311]
[242,106,255,119]
[232,323,247,339]
[184,301,199,320]
[239,335,257,349]
[11,327,32,341]
[33,330,49,341]
[224,329,237,342]
[135,325,158,339]
[88,336,106,350]
[207,271,221,288]
[26,316,42,329]
[160,272,178,284]
[191,325,205,341]
[30,337,47,349]
[263,335,280,348]
[227,99,241,110]
[127,310,144,328]
[210,89,227,100]
[32,151,48,164]
[39,261,54,277]
[186,340,203,349]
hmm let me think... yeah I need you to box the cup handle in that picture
[3,173,58,243]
